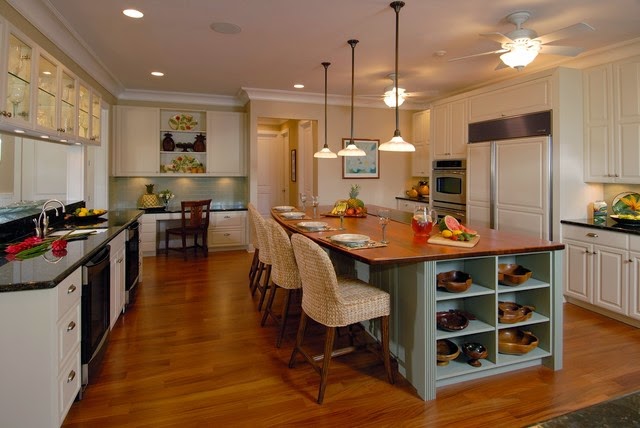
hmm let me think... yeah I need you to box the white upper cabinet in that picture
[114,105,160,176]
[468,78,552,123]
[1,28,34,129]
[206,111,246,176]
[432,99,467,160]
[584,56,640,183]
[411,110,430,177]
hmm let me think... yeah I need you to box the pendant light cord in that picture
[322,62,330,149]
[348,39,358,145]
[392,1,404,135]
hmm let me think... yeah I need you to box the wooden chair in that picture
[247,203,261,289]
[261,218,302,347]
[165,199,211,258]
[289,234,394,404]
[247,205,271,311]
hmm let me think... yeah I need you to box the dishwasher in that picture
[125,220,140,307]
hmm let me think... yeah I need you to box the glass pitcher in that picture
[412,205,437,237]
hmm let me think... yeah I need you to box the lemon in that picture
[452,230,463,236]
[442,230,453,238]
[78,211,86,217]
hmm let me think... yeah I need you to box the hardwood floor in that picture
[63,251,640,427]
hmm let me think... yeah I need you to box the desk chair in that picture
[289,234,394,404]
[165,199,211,258]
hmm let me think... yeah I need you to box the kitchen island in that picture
[273,205,565,400]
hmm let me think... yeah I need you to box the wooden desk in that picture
[273,205,565,400]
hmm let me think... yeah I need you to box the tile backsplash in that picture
[109,176,248,210]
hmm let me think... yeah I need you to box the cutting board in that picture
[428,234,480,248]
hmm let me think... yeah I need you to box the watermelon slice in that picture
[440,215,461,232]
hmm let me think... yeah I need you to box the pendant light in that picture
[314,62,337,158]
[379,1,415,152]
[338,39,366,157]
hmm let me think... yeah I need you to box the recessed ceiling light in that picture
[151,71,164,77]
[42,71,51,75]
[293,84,304,89]
[40,135,49,139]
[210,22,241,34]
[14,129,24,133]
[123,9,144,19]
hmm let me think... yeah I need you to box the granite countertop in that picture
[0,209,142,293]
[395,195,430,203]
[561,217,640,236]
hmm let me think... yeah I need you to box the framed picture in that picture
[342,138,380,179]
[290,149,296,182]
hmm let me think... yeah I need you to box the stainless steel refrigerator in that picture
[467,111,553,240]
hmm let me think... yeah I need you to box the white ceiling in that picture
[16,0,640,106]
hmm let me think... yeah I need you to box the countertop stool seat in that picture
[165,199,211,259]
[261,218,302,347]
[247,205,272,311]
[289,234,394,404]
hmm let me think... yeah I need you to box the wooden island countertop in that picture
[271,204,565,401]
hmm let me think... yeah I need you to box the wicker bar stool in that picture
[261,219,302,347]
[247,205,272,311]
[289,234,394,404]
[247,203,260,289]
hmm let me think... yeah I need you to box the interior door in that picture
[257,132,285,215]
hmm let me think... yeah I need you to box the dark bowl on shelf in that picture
[436,310,471,331]
[498,328,539,355]
[437,270,472,293]
[498,301,535,324]
[462,342,489,367]
[498,264,532,286]
[436,339,460,366]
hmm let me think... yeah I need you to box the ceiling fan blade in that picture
[480,32,513,45]
[448,49,508,62]
[494,60,509,71]
[536,22,595,45]
[539,44,585,57]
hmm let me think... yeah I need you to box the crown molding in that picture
[6,0,124,97]
[118,89,245,107]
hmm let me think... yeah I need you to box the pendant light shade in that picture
[338,39,366,157]
[314,62,337,159]
[379,1,415,153]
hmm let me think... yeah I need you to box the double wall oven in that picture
[431,159,467,224]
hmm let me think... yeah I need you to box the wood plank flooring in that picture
[63,250,640,427]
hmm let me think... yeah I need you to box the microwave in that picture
[431,159,466,207]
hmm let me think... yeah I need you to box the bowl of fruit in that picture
[328,184,367,217]
[69,207,108,220]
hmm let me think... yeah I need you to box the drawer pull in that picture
[224,233,231,236]
[224,215,231,219]
[67,370,76,383]
[67,284,77,294]
[586,233,599,238]
[67,321,76,331]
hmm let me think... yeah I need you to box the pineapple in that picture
[347,184,365,209]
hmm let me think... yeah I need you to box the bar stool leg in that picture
[261,282,278,327]
[381,315,394,384]
[289,310,309,368]
[317,326,336,404]
[276,289,293,348]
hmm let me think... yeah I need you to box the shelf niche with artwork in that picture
[159,109,207,174]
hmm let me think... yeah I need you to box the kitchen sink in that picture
[48,228,108,237]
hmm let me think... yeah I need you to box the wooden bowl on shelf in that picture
[436,310,471,331]
[498,328,539,355]
[498,301,535,324]
[436,339,460,366]
[462,342,489,367]
[437,270,472,293]
[498,264,532,286]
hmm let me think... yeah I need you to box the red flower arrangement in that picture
[4,234,69,261]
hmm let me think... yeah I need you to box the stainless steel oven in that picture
[432,159,467,207]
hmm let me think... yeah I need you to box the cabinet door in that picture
[3,30,34,128]
[615,56,640,182]
[563,239,593,303]
[206,111,245,175]
[449,99,468,158]
[468,78,551,123]
[431,104,448,159]
[411,142,430,177]
[583,64,615,182]
[35,52,58,133]
[114,106,160,176]
[466,142,490,227]
[629,251,640,320]
[593,244,628,315]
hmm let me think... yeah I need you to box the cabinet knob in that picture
[67,370,76,383]
[586,232,599,238]
[224,215,231,218]
[67,284,77,294]
[67,321,76,331]
[224,233,230,236]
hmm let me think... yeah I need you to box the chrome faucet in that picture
[34,199,66,238]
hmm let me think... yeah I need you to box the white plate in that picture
[273,205,296,212]
[330,234,370,247]
[297,221,328,231]
[281,211,306,219]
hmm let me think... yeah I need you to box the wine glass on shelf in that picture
[312,195,319,218]
[300,192,307,211]
[8,84,24,117]
[378,209,390,244]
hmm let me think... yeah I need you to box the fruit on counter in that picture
[73,207,106,217]
[406,188,419,198]
[438,215,477,241]
[347,184,365,209]
[330,200,349,215]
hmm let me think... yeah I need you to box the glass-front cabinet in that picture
[35,53,57,132]
[3,32,33,127]
[60,70,76,136]
[77,83,101,144]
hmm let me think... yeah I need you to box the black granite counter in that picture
[561,217,640,236]
[395,195,430,203]
[0,209,142,293]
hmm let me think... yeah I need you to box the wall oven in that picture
[431,159,467,210]
[125,221,140,306]
[81,245,111,397]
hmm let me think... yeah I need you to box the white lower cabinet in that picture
[434,252,553,385]
[0,268,82,427]
[110,231,126,328]
[562,224,639,324]
[208,211,247,249]
[396,198,428,213]
[140,213,158,256]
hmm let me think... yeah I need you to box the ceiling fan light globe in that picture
[500,44,539,69]
[384,87,406,107]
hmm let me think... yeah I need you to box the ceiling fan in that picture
[362,73,438,107]
[449,11,594,70]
